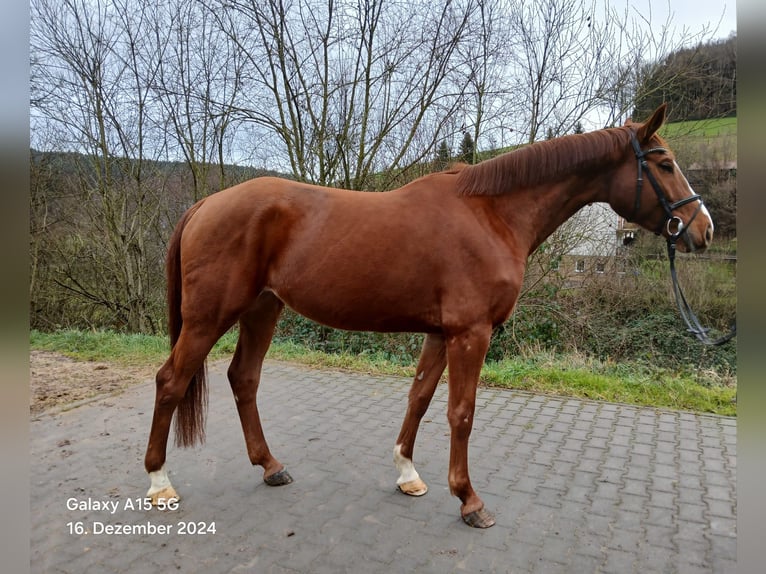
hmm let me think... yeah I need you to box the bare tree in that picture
[210,0,476,189]
[503,0,720,142]
[456,0,515,161]
[592,0,723,127]
[31,0,168,331]
[506,0,609,142]
[152,0,246,201]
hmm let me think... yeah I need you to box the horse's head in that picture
[614,104,714,253]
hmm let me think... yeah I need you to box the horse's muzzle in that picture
[676,222,713,253]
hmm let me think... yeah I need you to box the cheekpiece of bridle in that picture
[629,132,736,346]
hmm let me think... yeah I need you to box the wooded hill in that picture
[633,35,736,122]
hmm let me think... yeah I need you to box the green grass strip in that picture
[30,330,735,416]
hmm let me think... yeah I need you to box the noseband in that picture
[628,132,735,346]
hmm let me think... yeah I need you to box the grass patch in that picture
[481,351,736,416]
[29,329,239,366]
[30,329,736,416]
[267,339,416,378]
[661,117,737,138]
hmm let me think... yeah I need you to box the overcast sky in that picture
[629,0,736,40]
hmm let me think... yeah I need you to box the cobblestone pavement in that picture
[30,360,736,573]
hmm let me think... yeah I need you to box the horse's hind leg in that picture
[145,326,222,503]
[227,291,292,486]
[393,334,447,496]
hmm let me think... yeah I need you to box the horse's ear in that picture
[636,103,667,143]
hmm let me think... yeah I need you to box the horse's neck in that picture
[493,176,610,256]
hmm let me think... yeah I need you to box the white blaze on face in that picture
[393,444,421,486]
[675,160,713,231]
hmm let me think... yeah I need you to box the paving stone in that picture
[30,360,737,573]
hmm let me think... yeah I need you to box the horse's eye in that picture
[659,163,674,173]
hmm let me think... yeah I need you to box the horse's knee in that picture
[447,405,474,438]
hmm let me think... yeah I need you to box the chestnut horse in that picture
[144,104,713,527]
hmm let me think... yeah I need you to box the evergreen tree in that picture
[459,132,476,164]
[436,140,451,170]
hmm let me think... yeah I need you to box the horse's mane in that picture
[455,127,632,196]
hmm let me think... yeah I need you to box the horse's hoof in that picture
[264,468,294,486]
[397,478,428,496]
[149,486,180,506]
[461,507,496,528]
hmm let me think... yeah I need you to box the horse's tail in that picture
[167,200,209,448]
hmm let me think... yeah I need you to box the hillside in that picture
[633,35,736,122]
[661,117,737,139]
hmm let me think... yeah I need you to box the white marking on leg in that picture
[416,371,425,381]
[393,444,428,495]
[147,465,179,503]
[147,465,172,494]
[394,444,420,484]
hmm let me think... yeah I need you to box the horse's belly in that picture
[267,285,440,334]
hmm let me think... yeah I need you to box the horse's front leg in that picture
[445,325,495,528]
[393,334,447,496]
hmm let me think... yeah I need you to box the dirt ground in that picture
[29,350,158,415]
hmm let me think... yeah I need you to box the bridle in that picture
[628,133,703,236]
[628,132,736,346]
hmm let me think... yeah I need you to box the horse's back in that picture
[185,174,465,249]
